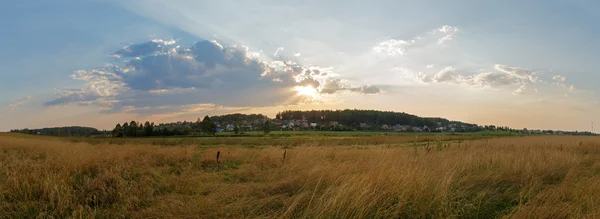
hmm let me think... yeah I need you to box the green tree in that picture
[173,128,182,136]
[112,123,123,137]
[234,121,240,135]
[154,127,164,136]
[128,121,138,137]
[137,122,145,136]
[122,122,130,137]
[193,117,202,133]
[263,120,271,134]
[200,115,217,135]
[144,121,154,136]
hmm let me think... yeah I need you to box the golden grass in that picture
[79,135,487,147]
[1,134,600,218]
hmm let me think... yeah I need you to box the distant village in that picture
[10,109,596,137]
[154,116,465,133]
[154,115,574,135]
[219,118,461,133]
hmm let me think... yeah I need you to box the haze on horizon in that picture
[1,0,599,132]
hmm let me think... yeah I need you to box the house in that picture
[310,123,317,128]
[392,124,409,132]
[423,125,431,132]
[381,124,390,130]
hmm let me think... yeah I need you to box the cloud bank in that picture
[405,64,544,95]
[45,39,381,114]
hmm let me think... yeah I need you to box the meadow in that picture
[1,133,600,218]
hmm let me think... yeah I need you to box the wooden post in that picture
[216,151,220,163]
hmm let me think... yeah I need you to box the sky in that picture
[1,0,599,132]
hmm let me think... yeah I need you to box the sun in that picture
[294,85,319,99]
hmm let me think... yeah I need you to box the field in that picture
[1,133,600,218]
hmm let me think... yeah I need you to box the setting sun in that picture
[294,85,319,99]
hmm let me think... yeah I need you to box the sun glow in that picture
[294,85,319,99]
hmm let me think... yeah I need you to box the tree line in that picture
[276,109,480,131]
[9,126,103,137]
[12,109,596,138]
[111,116,219,137]
[110,115,274,137]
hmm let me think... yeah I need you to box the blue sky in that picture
[1,0,599,131]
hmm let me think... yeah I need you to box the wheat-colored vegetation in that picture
[1,133,600,218]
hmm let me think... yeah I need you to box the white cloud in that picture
[8,96,33,110]
[494,64,540,83]
[147,87,197,94]
[432,66,459,83]
[552,75,566,82]
[407,63,591,98]
[274,47,285,56]
[468,72,518,87]
[512,84,528,95]
[371,25,459,60]
[425,64,434,68]
[551,75,567,87]
[431,68,517,88]
[372,39,412,56]
[438,35,454,45]
[438,25,458,33]
[409,64,534,94]
[435,25,459,45]
[397,61,598,104]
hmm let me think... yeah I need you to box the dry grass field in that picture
[1,133,600,218]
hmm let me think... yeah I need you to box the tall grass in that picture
[9,133,491,147]
[1,134,600,218]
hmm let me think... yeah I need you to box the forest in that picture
[9,126,103,137]
[277,109,481,131]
